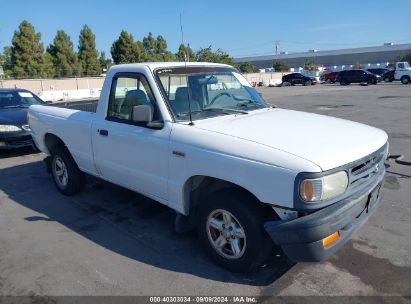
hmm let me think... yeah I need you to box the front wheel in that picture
[51,146,85,195]
[304,80,312,86]
[401,76,410,85]
[198,190,274,272]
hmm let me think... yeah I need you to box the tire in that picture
[282,81,291,87]
[304,80,312,86]
[325,79,331,84]
[384,77,390,83]
[197,189,274,272]
[401,76,410,85]
[51,146,85,195]
[340,79,349,85]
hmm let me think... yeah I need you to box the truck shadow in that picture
[0,160,294,286]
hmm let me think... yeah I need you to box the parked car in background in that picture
[337,70,378,85]
[320,72,339,84]
[382,70,396,82]
[282,73,317,86]
[366,68,388,82]
[0,88,46,150]
[394,62,411,84]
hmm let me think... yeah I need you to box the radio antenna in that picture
[180,13,194,125]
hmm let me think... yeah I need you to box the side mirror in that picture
[132,105,153,123]
[131,105,163,129]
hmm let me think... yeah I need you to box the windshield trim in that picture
[152,65,266,123]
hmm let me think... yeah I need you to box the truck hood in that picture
[194,108,388,171]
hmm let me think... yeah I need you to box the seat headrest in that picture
[125,89,149,104]
[175,87,189,102]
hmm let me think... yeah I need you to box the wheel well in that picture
[183,176,273,218]
[44,133,66,154]
[401,75,410,79]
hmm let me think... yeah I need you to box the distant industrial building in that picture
[235,43,411,70]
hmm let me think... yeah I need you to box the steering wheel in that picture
[209,92,232,106]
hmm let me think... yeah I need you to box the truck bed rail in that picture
[48,99,99,113]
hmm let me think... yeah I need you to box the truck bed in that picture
[48,99,99,113]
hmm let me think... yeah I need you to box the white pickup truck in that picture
[394,61,411,84]
[29,62,388,272]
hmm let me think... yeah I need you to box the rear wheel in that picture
[304,80,312,86]
[384,77,390,82]
[197,190,274,272]
[282,81,291,87]
[51,146,85,195]
[401,76,410,85]
[340,79,349,85]
[325,79,331,84]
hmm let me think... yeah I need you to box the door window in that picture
[107,74,160,122]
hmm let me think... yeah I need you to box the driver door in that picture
[91,73,170,200]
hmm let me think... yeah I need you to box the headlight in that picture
[0,125,22,132]
[300,171,348,202]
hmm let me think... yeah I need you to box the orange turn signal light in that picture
[322,231,340,247]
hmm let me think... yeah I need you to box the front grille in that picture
[348,145,386,190]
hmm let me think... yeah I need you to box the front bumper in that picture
[0,131,34,149]
[265,174,384,262]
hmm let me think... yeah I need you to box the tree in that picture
[176,43,195,62]
[304,59,316,71]
[42,52,56,78]
[352,63,364,69]
[142,32,156,56]
[1,47,12,78]
[156,35,167,55]
[78,25,100,76]
[397,52,411,64]
[47,30,80,77]
[8,20,47,78]
[273,60,289,72]
[99,52,112,71]
[0,51,5,78]
[142,32,175,61]
[111,30,144,64]
[195,46,234,65]
[236,61,257,73]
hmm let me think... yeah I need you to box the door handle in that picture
[98,129,108,136]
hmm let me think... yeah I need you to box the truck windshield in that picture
[155,66,267,121]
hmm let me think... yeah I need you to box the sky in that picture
[1,0,410,59]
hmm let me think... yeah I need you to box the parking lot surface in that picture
[0,83,410,297]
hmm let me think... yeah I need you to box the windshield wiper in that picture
[203,107,248,114]
[235,99,262,107]
[176,107,248,118]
